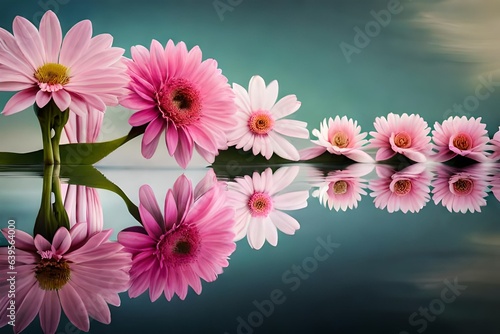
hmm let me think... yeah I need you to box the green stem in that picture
[34,100,69,165]
[34,165,56,241]
[51,165,70,231]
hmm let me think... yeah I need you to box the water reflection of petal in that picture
[228,166,309,250]
[62,184,103,235]
[310,164,373,211]
[117,170,236,301]
[369,163,432,213]
[0,223,130,333]
[431,164,491,213]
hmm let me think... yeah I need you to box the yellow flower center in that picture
[332,180,348,194]
[393,179,412,196]
[331,132,349,148]
[248,112,274,135]
[34,63,70,86]
[452,133,472,151]
[394,132,412,148]
[35,258,71,291]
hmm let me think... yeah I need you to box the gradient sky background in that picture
[0,0,499,167]
[1,2,500,333]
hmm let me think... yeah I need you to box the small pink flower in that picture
[432,164,490,213]
[489,127,500,161]
[369,164,432,213]
[117,170,235,301]
[310,164,372,211]
[0,10,127,116]
[120,40,236,168]
[227,75,309,161]
[300,116,373,162]
[369,113,432,162]
[0,224,131,334]
[228,166,309,249]
[431,116,491,162]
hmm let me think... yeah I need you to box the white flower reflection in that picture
[228,166,309,250]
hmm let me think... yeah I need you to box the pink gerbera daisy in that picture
[489,127,500,161]
[369,164,432,213]
[431,164,490,213]
[0,10,127,116]
[227,75,309,161]
[369,113,432,162]
[120,40,235,168]
[431,116,491,162]
[0,223,131,334]
[117,170,236,301]
[300,116,374,162]
[228,166,309,249]
[311,164,371,211]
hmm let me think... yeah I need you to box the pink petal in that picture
[375,147,396,161]
[247,219,266,250]
[39,11,62,63]
[139,185,164,236]
[249,75,266,110]
[2,87,37,115]
[12,15,45,68]
[268,132,300,161]
[172,174,193,222]
[164,190,178,230]
[59,284,90,332]
[344,149,374,163]
[173,129,194,169]
[165,121,179,155]
[273,119,309,139]
[53,89,71,111]
[273,191,309,210]
[35,90,51,108]
[299,146,327,160]
[15,283,45,333]
[270,210,300,235]
[402,149,427,163]
[51,227,71,254]
[39,290,61,334]
[59,20,92,68]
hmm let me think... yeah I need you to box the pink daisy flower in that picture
[117,170,235,301]
[432,164,490,213]
[120,40,235,168]
[310,164,372,211]
[369,113,432,162]
[431,116,491,162]
[0,223,131,334]
[489,127,500,161]
[0,10,127,116]
[227,75,309,161]
[300,116,373,162]
[369,163,432,213]
[228,166,309,249]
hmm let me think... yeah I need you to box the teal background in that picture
[1,1,500,334]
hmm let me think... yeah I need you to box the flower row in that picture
[1,11,499,168]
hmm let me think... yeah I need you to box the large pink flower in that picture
[369,164,432,213]
[431,116,491,162]
[117,170,235,301]
[369,113,432,162]
[120,40,235,168]
[227,75,309,161]
[300,116,373,162]
[0,223,131,334]
[0,10,127,116]
[489,127,500,161]
[228,166,309,249]
[432,164,490,213]
[310,164,372,211]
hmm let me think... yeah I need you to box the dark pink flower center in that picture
[248,192,273,217]
[452,178,473,195]
[35,258,71,291]
[157,79,202,126]
[394,132,412,148]
[156,224,201,267]
[393,179,412,196]
[248,111,274,135]
[331,131,350,148]
[332,180,348,194]
[34,62,70,92]
[452,133,472,151]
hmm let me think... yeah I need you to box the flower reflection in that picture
[310,164,372,211]
[491,165,500,203]
[228,166,309,249]
[432,164,490,213]
[0,223,131,334]
[117,170,235,301]
[369,164,432,213]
